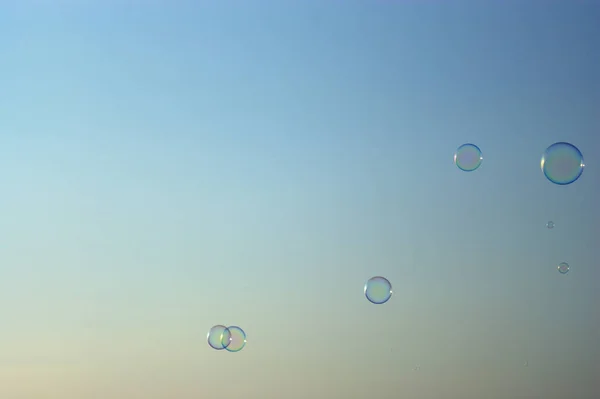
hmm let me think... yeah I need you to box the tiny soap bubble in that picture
[364,276,393,304]
[223,326,247,352]
[541,142,584,185]
[558,262,570,274]
[454,143,483,172]
[207,325,232,350]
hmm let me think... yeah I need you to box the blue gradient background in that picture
[1,1,599,398]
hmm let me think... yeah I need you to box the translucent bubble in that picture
[364,276,393,304]
[541,142,584,185]
[546,221,554,229]
[207,325,232,350]
[454,143,483,172]
[558,262,570,274]
[223,326,247,352]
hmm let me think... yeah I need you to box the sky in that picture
[0,1,599,398]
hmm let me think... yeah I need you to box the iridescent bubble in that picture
[364,276,393,304]
[207,325,232,350]
[558,262,570,274]
[454,143,483,172]
[223,326,247,352]
[546,221,554,229]
[541,142,584,185]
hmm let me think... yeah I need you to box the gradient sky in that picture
[1,1,599,398]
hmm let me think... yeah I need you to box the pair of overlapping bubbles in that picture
[453,142,585,185]
[207,325,247,352]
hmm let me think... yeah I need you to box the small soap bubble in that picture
[207,325,232,350]
[546,221,554,229]
[541,142,584,185]
[223,326,247,352]
[558,262,570,274]
[364,276,393,304]
[454,143,483,172]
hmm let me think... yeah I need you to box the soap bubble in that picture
[454,143,483,172]
[207,325,232,350]
[541,142,584,185]
[364,276,393,304]
[557,262,570,274]
[546,221,554,229]
[223,326,247,352]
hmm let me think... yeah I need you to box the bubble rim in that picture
[223,326,247,353]
[364,276,393,305]
[454,143,483,172]
[541,142,585,185]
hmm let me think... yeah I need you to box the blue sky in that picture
[1,1,599,398]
